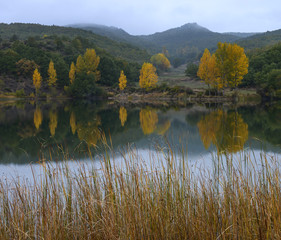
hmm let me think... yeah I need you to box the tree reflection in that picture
[119,107,127,127]
[77,116,101,147]
[197,110,248,153]
[139,108,158,135]
[34,107,43,130]
[49,110,58,136]
[70,111,77,135]
[155,120,171,136]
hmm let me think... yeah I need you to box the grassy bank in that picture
[0,142,281,239]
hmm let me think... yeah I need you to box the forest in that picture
[1,23,281,99]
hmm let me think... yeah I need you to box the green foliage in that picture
[0,23,150,63]
[243,43,281,97]
[15,89,25,97]
[185,63,199,78]
[67,73,98,98]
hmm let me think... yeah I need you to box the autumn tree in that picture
[139,63,158,90]
[47,60,57,87]
[215,42,248,91]
[119,70,127,91]
[84,49,100,81]
[226,44,249,89]
[151,53,171,72]
[33,68,42,96]
[69,62,76,84]
[119,106,127,127]
[76,49,100,81]
[197,49,222,93]
[76,55,86,74]
[139,108,158,135]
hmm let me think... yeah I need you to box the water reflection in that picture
[0,100,281,164]
[197,110,248,153]
[139,108,158,135]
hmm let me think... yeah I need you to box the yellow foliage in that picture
[75,49,100,81]
[215,42,249,89]
[49,111,58,136]
[140,108,158,135]
[119,70,127,91]
[151,53,171,71]
[139,63,158,90]
[47,60,57,87]
[70,112,77,135]
[69,62,76,84]
[197,49,222,90]
[33,68,42,93]
[119,107,127,127]
[76,55,86,73]
[84,49,100,78]
[34,107,43,130]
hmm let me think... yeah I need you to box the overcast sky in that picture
[1,0,281,35]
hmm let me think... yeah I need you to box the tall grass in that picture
[0,142,281,239]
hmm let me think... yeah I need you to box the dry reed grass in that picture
[0,141,281,239]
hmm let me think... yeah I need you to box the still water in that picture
[0,100,281,178]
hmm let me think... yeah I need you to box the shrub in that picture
[15,89,25,97]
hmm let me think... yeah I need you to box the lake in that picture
[0,99,281,179]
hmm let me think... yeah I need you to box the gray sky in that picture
[1,0,281,35]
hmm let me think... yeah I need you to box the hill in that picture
[237,29,281,49]
[70,23,246,65]
[0,23,150,63]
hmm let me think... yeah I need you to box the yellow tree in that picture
[47,60,57,87]
[69,62,76,84]
[198,49,222,92]
[139,108,158,135]
[227,44,249,89]
[34,107,43,130]
[83,48,100,81]
[197,49,212,88]
[75,55,86,74]
[139,63,158,90]
[151,53,171,71]
[49,111,58,136]
[119,70,127,91]
[215,42,249,91]
[33,68,42,96]
[119,106,127,127]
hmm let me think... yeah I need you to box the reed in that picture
[0,142,281,239]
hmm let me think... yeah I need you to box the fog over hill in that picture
[69,22,260,64]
